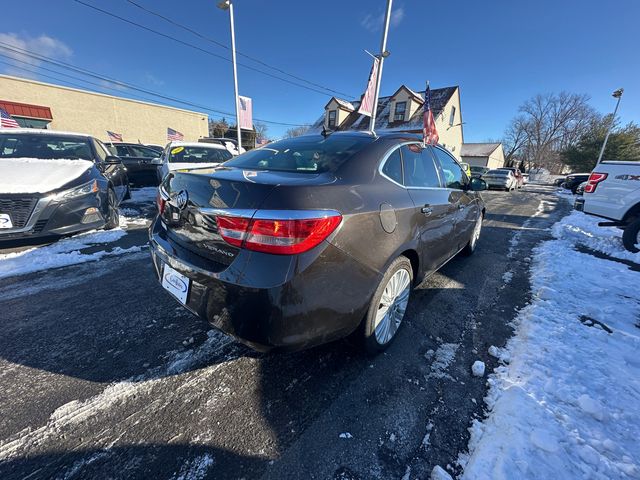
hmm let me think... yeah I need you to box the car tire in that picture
[362,256,413,354]
[104,188,119,230]
[462,212,483,256]
[622,218,640,253]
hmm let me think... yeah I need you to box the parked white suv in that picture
[575,161,640,252]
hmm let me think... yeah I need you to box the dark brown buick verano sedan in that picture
[149,132,486,353]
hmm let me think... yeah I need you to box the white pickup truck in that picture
[575,161,640,252]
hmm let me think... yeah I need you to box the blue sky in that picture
[1,0,639,140]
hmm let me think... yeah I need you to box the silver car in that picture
[483,169,518,191]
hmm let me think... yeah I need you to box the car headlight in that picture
[56,180,99,199]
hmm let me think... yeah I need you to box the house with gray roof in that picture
[460,143,505,169]
[311,84,465,159]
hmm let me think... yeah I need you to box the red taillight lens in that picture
[156,191,166,214]
[584,172,608,193]
[216,215,251,247]
[216,213,342,255]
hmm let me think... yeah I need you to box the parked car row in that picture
[574,161,640,253]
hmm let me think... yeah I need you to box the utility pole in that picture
[368,0,393,133]
[218,0,241,152]
[596,88,624,166]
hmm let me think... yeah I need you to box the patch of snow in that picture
[172,454,214,480]
[471,361,485,377]
[401,465,411,480]
[123,186,158,204]
[0,228,134,279]
[422,422,434,449]
[0,158,93,193]
[431,465,453,480]
[461,209,640,479]
[339,432,353,439]
[427,343,459,379]
[501,271,513,284]
[552,209,640,263]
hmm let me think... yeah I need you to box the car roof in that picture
[0,128,93,139]
[168,141,227,150]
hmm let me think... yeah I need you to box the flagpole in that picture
[218,0,241,151]
[368,0,393,133]
[423,80,429,147]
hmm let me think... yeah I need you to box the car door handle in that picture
[421,205,433,216]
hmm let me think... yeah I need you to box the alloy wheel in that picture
[374,268,411,344]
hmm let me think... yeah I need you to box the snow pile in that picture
[339,432,353,439]
[471,361,485,377]
[431,465,453,480]
[124,186,158,204]
[0,158,92,193]
[461,212,640,478]
[553,209,640,263]
[0,228,135,279]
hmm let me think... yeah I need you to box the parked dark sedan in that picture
[105,142,162,186]
[0,129,128,242]
[149,132,487,353]
[561,173,590,194]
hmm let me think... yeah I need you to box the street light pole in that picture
[368,0,393,133]
[218,0,241,151]
[596,88,624,166]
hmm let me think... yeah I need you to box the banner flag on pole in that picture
[423,82,439,145]
[238,96,253,130]
[357,57,380,117]
[106,131,123,142]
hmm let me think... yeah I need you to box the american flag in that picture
[423,83,439,145]
[0,107,20,128]
[167,127,184,141]
[357,56,379,117]
[107,130,123,142]
[238,96,253,130]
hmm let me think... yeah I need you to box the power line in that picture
[71,0,354,99]
[0,42,311,127]
[125,0,353,98]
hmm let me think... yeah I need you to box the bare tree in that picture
[502,92,598,173]
[254,121,268,142]
[285,126,309,138]
[209,118,229,138]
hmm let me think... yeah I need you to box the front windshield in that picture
[224,135,373,173]
[0,134,94,160]
[168,146,232,164]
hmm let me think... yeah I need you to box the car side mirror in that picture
[104,155,123,165]
[469,177,487,191]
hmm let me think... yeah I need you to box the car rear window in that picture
[0,133,94,160]
[169,146,232,163]
[488,170,509,175]
[224,135,374,173]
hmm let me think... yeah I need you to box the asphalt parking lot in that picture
[0,184,569,480]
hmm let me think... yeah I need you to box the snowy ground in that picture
[0,187,155,279]
[460,202,640,479]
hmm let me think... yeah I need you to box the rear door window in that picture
[381,148,403,185]
[402,144,441,188]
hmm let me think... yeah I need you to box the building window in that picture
[449,106,456,127]
[327,110,337,128]
[394,101,407,121]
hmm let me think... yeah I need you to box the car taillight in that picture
[584,172,608,193]
[216,212,342,255]
[156,190,166,214]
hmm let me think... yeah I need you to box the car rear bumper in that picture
[148,217,378,351]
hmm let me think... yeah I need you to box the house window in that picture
[327,110,337,128]
[449,106,456,127]
[394,101,407,121]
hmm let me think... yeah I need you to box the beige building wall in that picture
[0,75,209,145]
[434,87,463,159]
